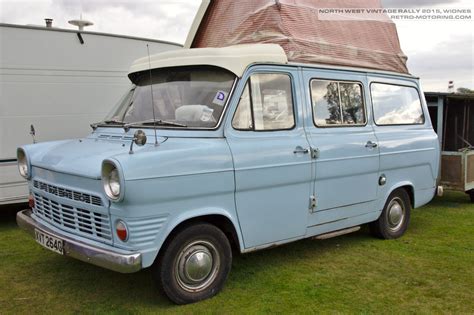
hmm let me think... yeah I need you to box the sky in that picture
[0,0,472,92]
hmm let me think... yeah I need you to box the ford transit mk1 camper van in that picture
[16,44,440,304]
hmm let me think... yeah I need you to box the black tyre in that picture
[370,189,411,239]
[154,223,232,304]
[469,190,474,203]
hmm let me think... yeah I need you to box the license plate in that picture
[35,229,64,255]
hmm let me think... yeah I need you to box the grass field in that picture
[0,191,473,314]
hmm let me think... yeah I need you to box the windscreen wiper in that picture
[90,120,126,130]
[123,119,187,132]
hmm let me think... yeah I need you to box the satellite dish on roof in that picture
[68,16,93,31]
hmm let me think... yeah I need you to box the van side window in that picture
[232,73,295,131]
[311,80,366,127]
[371,83,424,125]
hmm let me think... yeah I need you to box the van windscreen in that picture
[104,66,236,129]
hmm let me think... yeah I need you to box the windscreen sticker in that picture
[200,107,214,122]
[212,91,228,106]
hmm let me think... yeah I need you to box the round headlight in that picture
[108,169,120,197]
[17,149,29,179]
[102,162,122,201]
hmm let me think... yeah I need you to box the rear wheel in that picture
[370,189,411,239]
[154,223,232,304]
[469,190,474,203]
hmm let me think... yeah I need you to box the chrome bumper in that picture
[16,209,142,273]
[437,185,444,197]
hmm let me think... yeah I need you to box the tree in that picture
[323,82,341,124]
[456,87,474,94]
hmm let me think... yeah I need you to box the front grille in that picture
[33,193,112,242]
[33,180,103,206]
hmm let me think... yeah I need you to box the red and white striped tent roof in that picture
[186,0,408,74]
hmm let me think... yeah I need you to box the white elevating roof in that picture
[128,44,288,77]
[183,0,210,49]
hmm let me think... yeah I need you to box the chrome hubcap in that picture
[175,240,220,292]
[387,197,405,231]
[184,248,212,282]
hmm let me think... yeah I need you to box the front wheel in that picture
[370,189,411,239]
[469,190,474,203]
[154,223,232,304]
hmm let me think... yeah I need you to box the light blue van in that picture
[16,44,440,304]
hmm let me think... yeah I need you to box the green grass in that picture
[0,191,473,314]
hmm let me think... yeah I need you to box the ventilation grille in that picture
[33,193,112,242]
[33,180,102,206]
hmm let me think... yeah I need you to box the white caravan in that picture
[0,23,181,205]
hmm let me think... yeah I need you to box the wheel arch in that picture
[370,182,413,239]
[374,181,415,221]
[151,209,244,267]
[165,214,242,252]
[385,181,415,208]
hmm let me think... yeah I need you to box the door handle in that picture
[293,146,309,154]
[365,141,378,148]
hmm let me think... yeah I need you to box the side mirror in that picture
[129,129,147,154]
[134,130,147,146]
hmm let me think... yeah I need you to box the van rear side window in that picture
[310,80,366,127]
[371,83,424,125]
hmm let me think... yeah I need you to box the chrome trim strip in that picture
[17,209,142,273]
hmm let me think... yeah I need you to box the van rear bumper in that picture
[437,185,444,197]
[16,209,142,273]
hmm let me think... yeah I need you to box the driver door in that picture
[225,68,313,248]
